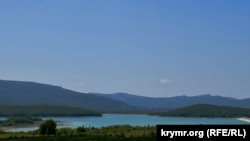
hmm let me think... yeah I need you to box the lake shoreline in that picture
[1,121,68,132]
[0,121,42,131]
[1,114,249,132]
[237,117,250,123]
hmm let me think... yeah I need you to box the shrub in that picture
[39,119,57,136]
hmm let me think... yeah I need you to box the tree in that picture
[39,119,57,136]
[77,126,85,133]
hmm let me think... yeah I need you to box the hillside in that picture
[96,93,250,109]
[154,104,250,118]
[0,80,134,112]
[1,79,250,113]
[0,105,101,117]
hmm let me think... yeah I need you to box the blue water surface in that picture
[6,114,249,132]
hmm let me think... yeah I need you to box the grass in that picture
[0,125,156,141]
[0,136,156,141]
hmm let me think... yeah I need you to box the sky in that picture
[0,0,250,98]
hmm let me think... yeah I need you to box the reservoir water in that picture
[6,114,249,132]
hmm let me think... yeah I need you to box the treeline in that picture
[154,104,250,118]
[0,117,42,127]
[0,105,101,117]
[0,124,156,141]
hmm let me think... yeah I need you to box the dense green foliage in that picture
[0,105,101,117]
[0,117,42,127]
[156,104,250,117]
[0,125,156,141]
[39,120,57,136]
[0,136,155,141]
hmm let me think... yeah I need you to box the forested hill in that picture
[155,104,250,118]
[0,105,101,117]
[1,79,250,113]
[0,80,134,112]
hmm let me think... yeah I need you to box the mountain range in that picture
[0,79,250,112]
[0,80,133,112]
[96,93,250,109]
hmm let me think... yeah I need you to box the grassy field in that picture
[0,136,156,141]
[0,125,156,141]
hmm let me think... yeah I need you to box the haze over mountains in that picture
[0,79,250,112]
[0,80,132,112]
[97,93,250,109]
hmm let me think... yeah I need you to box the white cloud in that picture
[159,79,173,84]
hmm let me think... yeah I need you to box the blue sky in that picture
[0,0,250,98]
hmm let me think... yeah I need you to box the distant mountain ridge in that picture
[0,80,134,112]
[0,79,250,113]
[95,93,250,109]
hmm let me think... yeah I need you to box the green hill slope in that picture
[0,80,134,112]
[0,105,101,116]
[156,104,250,118]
